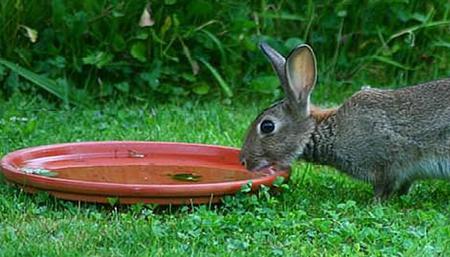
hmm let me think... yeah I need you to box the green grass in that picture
[0,93,449,257]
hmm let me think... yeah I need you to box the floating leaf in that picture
[170,173,202,182]
[128,150,145,158]
[20,168,58,177]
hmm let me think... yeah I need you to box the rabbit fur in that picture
[240,42,450,200]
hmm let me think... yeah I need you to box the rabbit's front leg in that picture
[397,181,412,196]
[373,174,395,201]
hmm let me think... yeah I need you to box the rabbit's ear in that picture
[259,42,287,85]
[259,42,298,104]
[285,44,317,115]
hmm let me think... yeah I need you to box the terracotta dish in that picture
[1,141,289,205]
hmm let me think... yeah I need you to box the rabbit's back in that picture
[332,79,450,183]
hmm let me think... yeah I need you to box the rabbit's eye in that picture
[260,120,275,134]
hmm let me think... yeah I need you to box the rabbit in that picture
[240,42,450,200]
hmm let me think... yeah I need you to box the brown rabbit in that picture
[240,42,450,200]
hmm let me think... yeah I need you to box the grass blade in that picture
[179,37,199,75]
[0,58,82,105]
[370,56,413,70]
[258,12,305,21]
[387,20,450,43]
[200,29,226,64]
[198,58,233,97]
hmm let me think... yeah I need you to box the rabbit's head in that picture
[240,43,317,171]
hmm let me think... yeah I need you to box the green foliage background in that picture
[0,2,449,256]
[0,0,449,104]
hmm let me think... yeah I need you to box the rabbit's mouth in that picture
[249,160,290,172]
[270,162,291,172]
[245,159,271,172]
